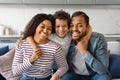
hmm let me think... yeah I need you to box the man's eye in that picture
[77,24,82,27]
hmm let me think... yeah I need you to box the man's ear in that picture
[84,25,92,41]
[87,25,92,34]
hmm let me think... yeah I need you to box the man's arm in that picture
[83,33,109,75]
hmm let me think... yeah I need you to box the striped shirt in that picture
[12,39,68,78]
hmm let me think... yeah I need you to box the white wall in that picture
[0,4,120,35]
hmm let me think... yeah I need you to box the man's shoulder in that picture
[90,32,106,44]
[91,32,105,39]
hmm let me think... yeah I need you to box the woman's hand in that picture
[29,49,42,64]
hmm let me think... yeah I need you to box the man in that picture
[61,11,111,80]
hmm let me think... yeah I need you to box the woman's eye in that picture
[39,25,45,29]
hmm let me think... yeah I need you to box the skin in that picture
[70,15,92,55]
[55,19,69,38]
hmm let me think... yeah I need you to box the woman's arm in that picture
[12,44,42,76]
[12,47,33,76]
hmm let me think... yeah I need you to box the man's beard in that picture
[76,30,87,42]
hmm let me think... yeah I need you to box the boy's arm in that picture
[27,36,42,54]
[27,36,39,51]
[16,37,22,48]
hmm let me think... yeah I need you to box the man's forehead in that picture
[71,16,85,23]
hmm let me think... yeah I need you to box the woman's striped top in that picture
[12,39,68,78]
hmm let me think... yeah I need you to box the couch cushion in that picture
[109,54,120,78]
[0,45,9,56]
[0,48,21,80]
[107,41,120,55]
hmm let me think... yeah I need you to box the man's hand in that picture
[76,39,88,55]
[76,25,92,55]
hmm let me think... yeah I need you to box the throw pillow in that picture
[0,48,21,80]
[0,45,9,56]
[109,54,120,78]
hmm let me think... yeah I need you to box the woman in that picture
[12,13,68,80]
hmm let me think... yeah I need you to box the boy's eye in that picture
[56,25,60,28]
[63,25,67,28]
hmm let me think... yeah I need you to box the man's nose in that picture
[72,26,77,31]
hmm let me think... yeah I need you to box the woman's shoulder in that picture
[19,39,30,47]
[49,40,62,48]
[49,41,64,53]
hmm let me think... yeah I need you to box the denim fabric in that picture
[61,72,111,80]
[66,32,111,80]
[20,75,51,80]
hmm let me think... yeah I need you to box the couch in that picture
[0,43,120,80]
[0,46,21,80]
[108,41,120,80]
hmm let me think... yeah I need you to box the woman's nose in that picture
[43,28,47,33]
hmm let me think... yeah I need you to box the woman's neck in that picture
[34,35,50,44]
